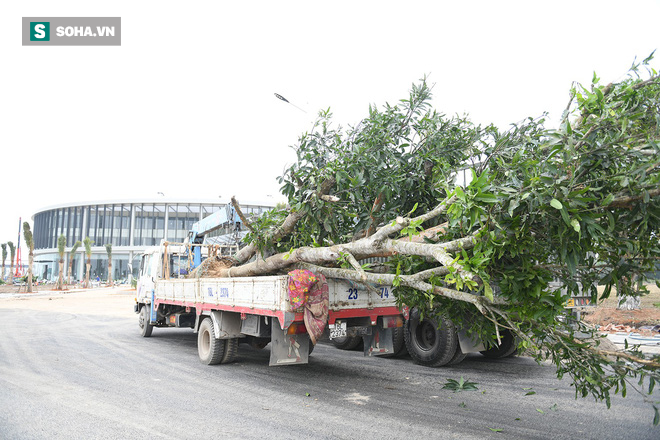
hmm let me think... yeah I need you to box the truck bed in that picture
[151,275,399,327]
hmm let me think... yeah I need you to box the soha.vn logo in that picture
[29,21,116,41]
[30,22,50,41]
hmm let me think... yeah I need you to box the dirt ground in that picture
[0,285,136,318]
[580,285,660,331]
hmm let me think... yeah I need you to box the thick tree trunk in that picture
[198,196,499,309]
[217,198,465,277]
[108,262,113,285]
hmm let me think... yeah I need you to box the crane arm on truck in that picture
[188,204,241,268]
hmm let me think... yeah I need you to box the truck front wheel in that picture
[404,312,458,367]
[139,305,153,337]
[198,318,226,365]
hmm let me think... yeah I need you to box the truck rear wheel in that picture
[332,335,362,351]
[198,318,226,365]
[404,312,458,367]
[480,329,518,359]
[221,338,239,364]
[381,327,408,358]
[139,305,153,337]
[247,336,270,349]
[447,343,468,365]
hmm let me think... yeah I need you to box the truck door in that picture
[137,253,154,301]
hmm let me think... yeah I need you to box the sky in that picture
[1,0,659,252]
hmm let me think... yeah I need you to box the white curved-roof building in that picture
[32,198,274,283]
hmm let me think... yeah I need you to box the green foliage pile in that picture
[245,54,660,420]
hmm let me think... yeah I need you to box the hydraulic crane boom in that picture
[188,204,240,268]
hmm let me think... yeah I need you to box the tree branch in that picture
[371,195,457,243]
[294,263,508,308]
[231,196,254,232]
[232,177,336,264]
[608,188,660,209]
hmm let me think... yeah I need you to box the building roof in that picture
[32,197,277,218]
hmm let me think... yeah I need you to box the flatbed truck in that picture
[135,244,404,366]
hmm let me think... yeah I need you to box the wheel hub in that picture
[417,321,436,351]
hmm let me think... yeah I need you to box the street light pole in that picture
[274,93,307,113]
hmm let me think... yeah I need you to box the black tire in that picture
[404,312,458,367]
[198,318,225,365]
[480,329,518,359]
[221,338,239,364]
[447,342,468,366]
[247,336,270,349]
[392,327,409,357]
[332,335,363,351]
[381,326,408,358]
[139,305,153,338]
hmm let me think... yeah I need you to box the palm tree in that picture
[1,243,6,282]
[67,240,82,285]
[23,222,34,293]
[83,237,93,288]
[57,235,66,290]
[105,244,113,285]
[8,241,15,285]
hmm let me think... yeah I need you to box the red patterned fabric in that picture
[287,269,318,309]
[303,274,328,345]
[287,270,329,345]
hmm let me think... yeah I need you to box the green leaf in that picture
[550,199,563,210]
[442,377,479,392]
[488,428,503,433]
[484,283,494,301]
[654,406,659,426]
[601,193,615,207]
[508,199,519,217]
[570,219,580,234]
[475,193,498,203]
[560,207,571,227]
[536,409,545,414]
[455,186,466,202]
[525,391,536,396]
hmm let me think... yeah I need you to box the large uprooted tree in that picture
[217,56,660,421]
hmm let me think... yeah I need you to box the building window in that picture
[167,204,200,243]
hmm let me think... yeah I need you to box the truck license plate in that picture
[329,322,347,339]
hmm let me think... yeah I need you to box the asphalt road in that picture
[0,291,658,439]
